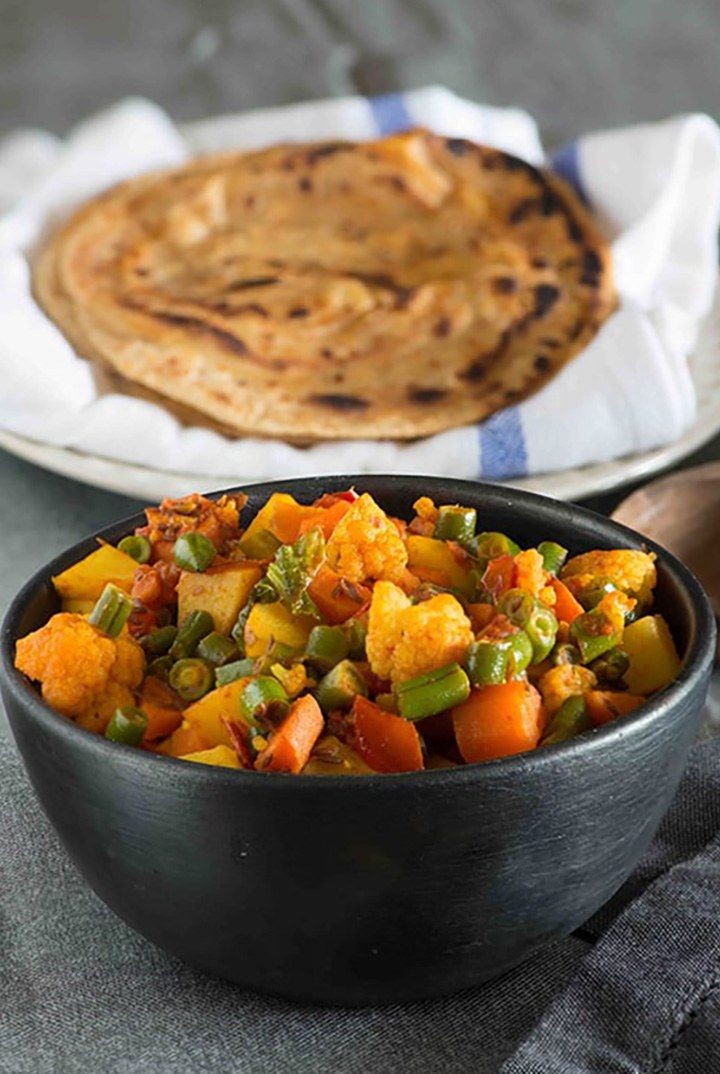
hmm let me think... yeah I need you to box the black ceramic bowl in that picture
[1,477,715,1006]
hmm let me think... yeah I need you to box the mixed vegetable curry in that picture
[15,489,682,775]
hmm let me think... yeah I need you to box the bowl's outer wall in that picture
[2,477,715,1005]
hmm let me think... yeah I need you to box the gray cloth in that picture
[3,736,720,1074]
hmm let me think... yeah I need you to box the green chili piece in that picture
[239,528,281,560]
[541,696,592,746]
[344,617,368,660]
[105,705,148,746]
[590,647,631,685]
[215,657,256,686]
[170,609,215,660]
[570,611,620,665]
[147,655,174,682]
[240,677,289,728]
[169,658,214,701]
[304,625,350,673]
[315,660,368,713]
[577,576,617,611]
[196,632,239,667]
[142,624,178,656]
[524,603,559,663]
[466,641,510,686]
[434,505,477,543]
[396,662,471,722]
[173,531,217,572]
[497,587,534,626]
[537,541,568,576]
[118,534,152,564]
[551,642,581,666]
[88,583,133,638]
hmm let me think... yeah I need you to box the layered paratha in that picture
[34,130,615,440]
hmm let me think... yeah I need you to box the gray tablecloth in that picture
[3,731,720,1074]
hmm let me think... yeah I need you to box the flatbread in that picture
[33,130,615,441]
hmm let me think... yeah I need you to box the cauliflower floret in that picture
[366,580,412,681]
[325,493,408,585]
[538,664,597,716]
[561,550,656,609]
[15,613,145,731]
[514,549,547,597]
[596,589,636,633]
[366,581,473,686]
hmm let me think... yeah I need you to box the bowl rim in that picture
[1,474,715,793]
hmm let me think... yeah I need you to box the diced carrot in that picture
[481,555,516,600]
[467,602,495,632]
[549,577,584,624]
[351,696,424,773]
[585,690,645,726]
[299,499,352,538]
[452,681,545,763]
[308,563,370,624]
[139,676,184,741]
[255,695,325,773]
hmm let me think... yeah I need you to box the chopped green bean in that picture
[253,641,299,676]
[88,583,133,638]
[467,531,521,562]
[590,647,630,684]
[105,705,148,746]
[576,576,617,611]
[506,631,534,676]
[541,696,592,746]
[315,660,368,713]
[147,655,174,681]
[304,625,350,673]
[537,541,568,576]
[497,587,534,627]
[118,534,152,564]
[396,662,470,721]
[434,505,477,543]
[196,632,239,667]
[239,528,281,560]
[466,641,510,686]
[142,624,178,656]
[570,610,620,664]
[170,610,215,660]
[551,642,581,666]
[524,603,558,663]
[169,658,214,701]
[173,531,216,572]
[215,657,256,686]
[240,677,289,728]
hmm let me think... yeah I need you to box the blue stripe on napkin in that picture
[369,93,413,135]
[479,407,528,479]
[551,140,591,204]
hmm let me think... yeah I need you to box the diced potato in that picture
[157,719,209,757]
[60,599,96,615]
[244,601,315,658]
[302,735,374,776]
[181,745,241,769]
[52,544,139,600]
[182,677,251,747]
[240,492,312,552]
[621,615,681,694]
[177,562,262,635]
[406,535,472,594]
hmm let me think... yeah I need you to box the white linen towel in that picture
[0,86,718,483]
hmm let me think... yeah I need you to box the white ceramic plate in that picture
[1,291,718,503]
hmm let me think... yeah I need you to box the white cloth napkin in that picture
[0,86,718,483]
